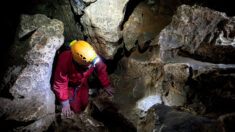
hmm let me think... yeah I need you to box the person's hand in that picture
[62,103,71,117]
[104,86,115,96]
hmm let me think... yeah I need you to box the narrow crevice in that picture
[178,46,235,64]
[19,29,36,41]
[123,44,134,57]
[138,40,152,53]
[101,47,124,74]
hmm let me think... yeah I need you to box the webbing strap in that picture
[69,86,79,103]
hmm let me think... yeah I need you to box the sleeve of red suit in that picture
[95,58,111,89]
[53,52,70,106]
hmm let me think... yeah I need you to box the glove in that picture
[104,86,115,96]
[62,103,71,117]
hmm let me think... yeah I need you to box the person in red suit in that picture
[53,40,115,116]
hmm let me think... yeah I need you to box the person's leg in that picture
[69,83,89,113]
[79,83,89,111]
[69,86,82,113]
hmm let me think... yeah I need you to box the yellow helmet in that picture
[70,40,98,66]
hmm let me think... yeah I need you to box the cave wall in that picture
[88,1,235,131]
[0,0,234,131]
[0,14,64,131]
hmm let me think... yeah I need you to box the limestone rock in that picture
[23,0,84,44]
[151,5,235,115]
[109,4,235,130]
[158,5,235,64]
[70,0,86,15]
[81,0,129,59]
[18,14,51,39]
[138,104,223,132]
[105,48,164,127]
[159,60,235,113]
[161,63,190,106]
[123,1,172,51]
[0,14,64,131]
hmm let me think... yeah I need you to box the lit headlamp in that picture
[91,56,100,66]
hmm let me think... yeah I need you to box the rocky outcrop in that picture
[20,0,84,44]
[0,14,64,131]
[123,1,172,51]
[81,0,129,59]
[138,104,224,132]
[93,4,235,131]
[156,5,235,115]
[159,5,235,64]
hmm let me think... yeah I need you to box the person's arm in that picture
[53,52,71,116]
[53,52,69,104]
[95,58,115,95]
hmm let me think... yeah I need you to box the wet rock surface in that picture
[0,14,64,131]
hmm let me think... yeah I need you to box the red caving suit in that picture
[53,50,110,113]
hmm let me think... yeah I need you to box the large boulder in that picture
[20,0,84,44]
[159,61,235,114]
[81,0,129,59]
[0,14,64,131]
[154,5,235,116]
[138,104,224,132]
[123,1,172,51]
[158,5,235,64]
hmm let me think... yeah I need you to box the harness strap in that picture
[69,85,80,103]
